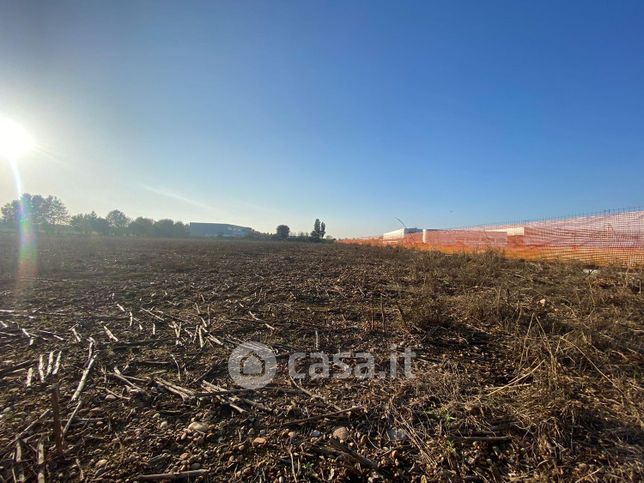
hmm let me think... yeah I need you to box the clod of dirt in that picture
[187,421,209,433]
[252,437,267,446]
[332,426,350,441]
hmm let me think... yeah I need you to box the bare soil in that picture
[0,236,642,482]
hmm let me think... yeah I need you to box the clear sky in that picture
[1,1,642,238]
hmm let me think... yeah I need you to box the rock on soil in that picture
[252,437,267,447]
[332,426,350,441]
[187,421,209,433]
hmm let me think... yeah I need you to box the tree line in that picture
[1,193,188,237]
[0,193,332,241]
[274,218,329,242]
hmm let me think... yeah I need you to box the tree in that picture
[90,215,110,235]
[174,221,189,238]
[153,219,177,238]
[146,219,189,238]
[1,200,19,225]
[26,194,48,225]
[106,210,130,234]
[70,211,109,235]
[276,224,290,240]
[43,196,69,225]
[311,218,326,241]
[129,217,155,237]
[1,194,69,227]
[70,213,92,234]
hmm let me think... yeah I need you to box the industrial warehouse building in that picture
[189,222,252,238]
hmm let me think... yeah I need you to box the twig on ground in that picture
[37,438,46,483]
[0,360,32,378]
[154,377,194,401]
[63,400,83,435]
[326,438,380,471]
[51,384,65,456]
[71,350,98,402]
[282,406,361,427]
[135,469,208,480]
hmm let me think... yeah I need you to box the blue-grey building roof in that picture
[189,222,252,237]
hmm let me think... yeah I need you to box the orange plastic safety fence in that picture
[339,210,644,267]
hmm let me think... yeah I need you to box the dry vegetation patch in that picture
[0,236,642,481]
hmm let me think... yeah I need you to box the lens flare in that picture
[0,116,35,160]
[15,193,37,281]
[1,117,37,282]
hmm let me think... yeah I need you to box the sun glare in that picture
[0,116,35,160]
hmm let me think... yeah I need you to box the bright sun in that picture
[0,116,35,160]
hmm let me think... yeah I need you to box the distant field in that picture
[0,236,642,481]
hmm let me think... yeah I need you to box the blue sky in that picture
[1,1,642,237]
